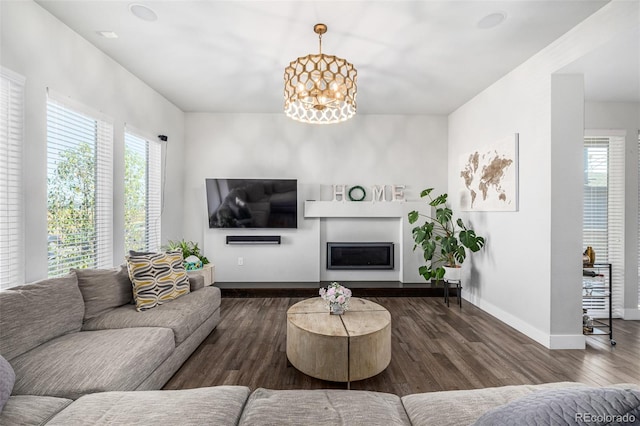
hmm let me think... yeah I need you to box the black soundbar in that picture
[226,235,281,245]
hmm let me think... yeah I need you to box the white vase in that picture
[443,265,462,282]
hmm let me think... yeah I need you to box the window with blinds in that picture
[638,131,640,309]
[0,68,25,290]
[124,131,161,253]
[47,95,113,277]
[583,135,625,318]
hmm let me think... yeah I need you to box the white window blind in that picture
[148,138,162,251]
[583,134,625,318]
[0,68,25,290]
[47,94,113,277]
[124,131,161,252]
[638,131,640,309]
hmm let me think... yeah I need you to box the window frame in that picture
[0,67,25,290]
[124,128,162,253]
[583,130,626,318]
[46,90,113,277]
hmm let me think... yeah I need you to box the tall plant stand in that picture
[443,279,462,308]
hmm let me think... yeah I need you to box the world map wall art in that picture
[459,133,519,212]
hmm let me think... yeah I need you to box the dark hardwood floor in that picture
[164,297,640,397]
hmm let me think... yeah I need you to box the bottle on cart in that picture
[584,246,596,265]
[582,309,593,333]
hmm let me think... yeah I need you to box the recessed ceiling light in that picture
[477,12,507,29]
[97,31,118,39]
[129,3,157,22]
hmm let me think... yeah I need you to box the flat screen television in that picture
[206,178,298,229]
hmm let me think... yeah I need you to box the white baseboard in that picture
[464,294,550,348]
[464,294,585,350]
[623,308,640,320]
[548,334,586,350]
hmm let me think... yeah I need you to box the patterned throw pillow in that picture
[126,251,190,312]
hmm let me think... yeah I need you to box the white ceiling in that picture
[36,0,628,115]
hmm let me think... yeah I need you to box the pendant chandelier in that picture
[284,23,357,124]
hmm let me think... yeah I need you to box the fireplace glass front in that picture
[327,242,394,270]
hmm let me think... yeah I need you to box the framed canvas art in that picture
[459,133,519,212]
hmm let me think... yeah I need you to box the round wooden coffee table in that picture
[286,297,391,384]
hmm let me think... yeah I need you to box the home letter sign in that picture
[392,185,405,201]
[332,184,347,202]
[371,185,386,202]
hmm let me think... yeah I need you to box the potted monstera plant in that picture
[408,188,485,282]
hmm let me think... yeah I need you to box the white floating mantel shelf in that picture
[303,201,423,218]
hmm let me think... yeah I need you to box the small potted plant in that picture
[408,188,485,282]
[164,239,209,270]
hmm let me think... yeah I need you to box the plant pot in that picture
[443,265,462,282]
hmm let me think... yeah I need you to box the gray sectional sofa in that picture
[0,266,220,400]
[2,379,639,425]
[1,268,639,425]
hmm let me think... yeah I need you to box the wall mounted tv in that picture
[206,179,298,229]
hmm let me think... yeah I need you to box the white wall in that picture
[549,74,584,348]
[0,1,185,282]
[183,113,448,282]
[448,1,638,349]
[585,101,640,319]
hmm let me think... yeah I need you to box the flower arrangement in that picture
[319,282,352,314]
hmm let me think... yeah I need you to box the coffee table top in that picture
[287,297,390,338]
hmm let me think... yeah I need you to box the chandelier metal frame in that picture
[284,23,358,124]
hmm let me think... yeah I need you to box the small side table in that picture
[443,280,462,308]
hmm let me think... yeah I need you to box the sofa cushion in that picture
[0,274,84,361]
[239,388,411,426]
[127,251,190,311]
[47,386,251,426]
[11,328,174,400]
[82,285,220,346]
[473,386,640,426]
[83,287,220,346]
[0,355,15,412]
[73,265,133,321]
[401,382,589,426]
[0,395,72,426]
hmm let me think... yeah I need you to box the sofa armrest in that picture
[401,382,589,426]
[189,275,205,291]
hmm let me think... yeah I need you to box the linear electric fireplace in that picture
[327,242,394,270]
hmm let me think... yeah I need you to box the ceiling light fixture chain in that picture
[315,23,326,55]
[284,23,357,124]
